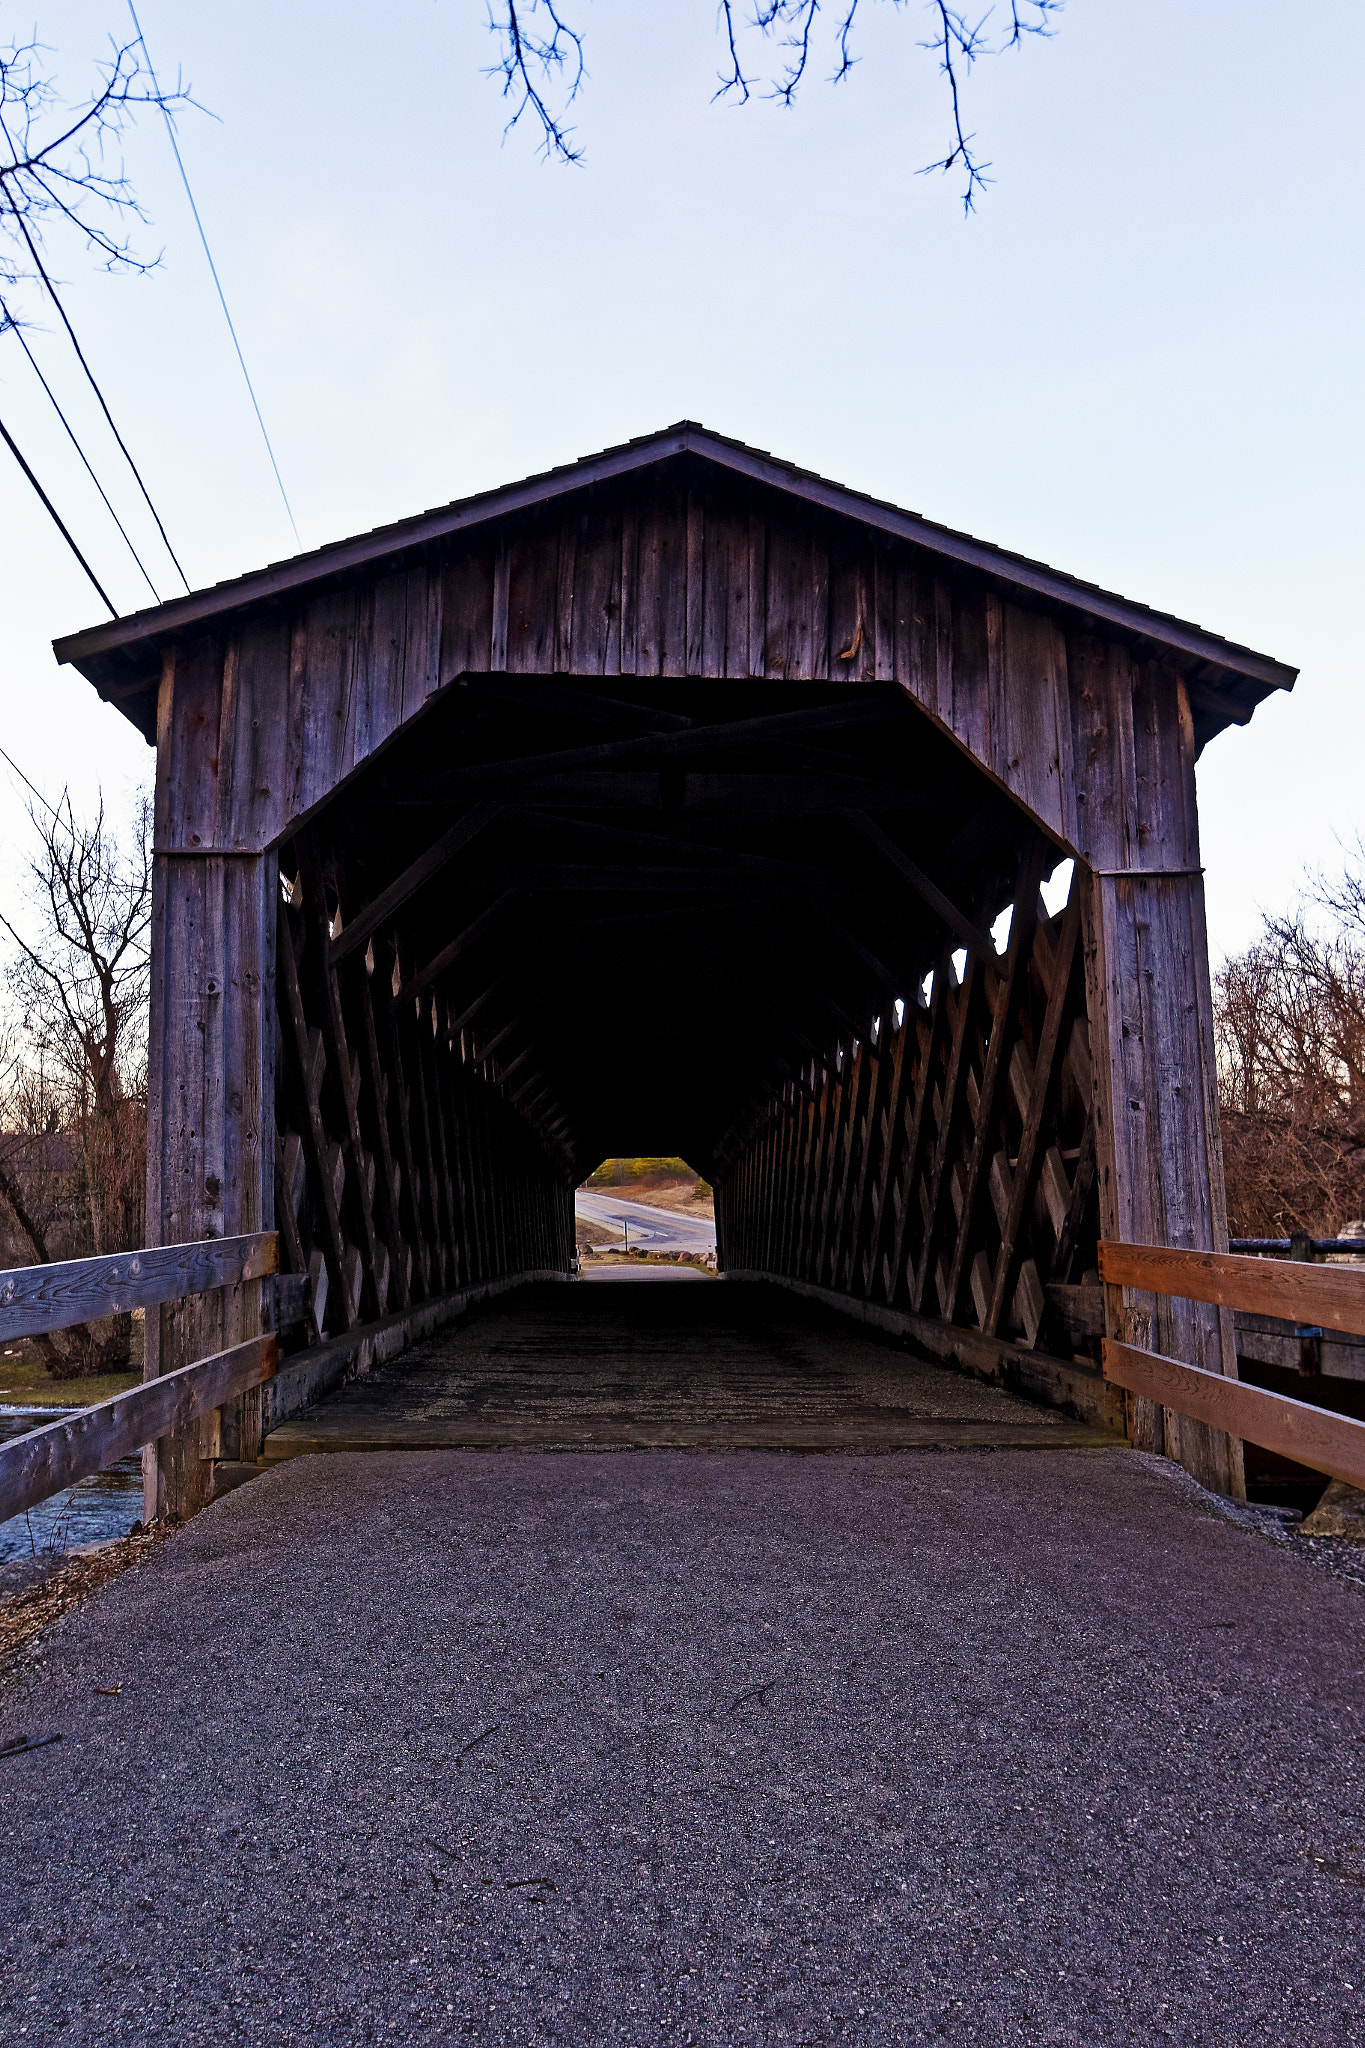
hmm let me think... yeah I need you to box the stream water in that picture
[0,1407,142,1582]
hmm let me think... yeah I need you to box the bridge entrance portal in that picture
[54,425,1296,1518]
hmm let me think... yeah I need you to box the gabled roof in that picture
[53,421,1297,734]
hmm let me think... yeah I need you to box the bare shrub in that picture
[0,789,150,1376]
[1214,844,1365,1239]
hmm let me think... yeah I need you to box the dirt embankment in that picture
[574,1215,624,1247]
[579,1174,714,1222]
[621,1180,715,1219]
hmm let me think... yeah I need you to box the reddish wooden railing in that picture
[1100,1242,1365,1489]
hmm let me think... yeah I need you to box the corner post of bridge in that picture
[1073,659,1245,1500]
[144,643,279,1524]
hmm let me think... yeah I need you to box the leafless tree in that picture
[1214,842,1365,1239]
[0,29,196,326]
[0,789,152,1376]
[487,0,1060,211]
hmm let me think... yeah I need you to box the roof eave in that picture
[53,423,1299,719]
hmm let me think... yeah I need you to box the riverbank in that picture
[0,1338,138,1409]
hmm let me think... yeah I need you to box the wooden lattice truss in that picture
[717,837,1098,1354]
[273,832,572,1343]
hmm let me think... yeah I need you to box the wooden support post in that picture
[383,946,435,1297]
[827,1036,874,1289]
[941,836,1049,1324]
[1073,655,1244,1497]
[353,959,412,1311]
[845,1012,902,1293]
[911,956,981,1314]
[815,1046,856,1286]
[298,837,388,1321]
[984,892,1083,1335]
[403,983,449,1292]
[145,845,277,1522]
[275,895,354,1331]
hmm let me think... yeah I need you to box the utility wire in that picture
[127,1,302,550]
[1,296,162,604]
[0,108,192,593]
[0,744,62,823]
[0,406,118,617]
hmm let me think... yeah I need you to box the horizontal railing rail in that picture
[0,1232,280,1528]
[0,1335,278,1526]
[0,1233,278,1341]
[1098,1241,1365,1491]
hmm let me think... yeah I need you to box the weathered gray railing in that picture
[1101,1242,1365,1488]
[0,1233,279,1527]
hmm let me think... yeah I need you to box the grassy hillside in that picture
[583,1158,711,1196]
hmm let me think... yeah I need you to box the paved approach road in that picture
[2,1440,1364,2037]
[575,1188,716,1253]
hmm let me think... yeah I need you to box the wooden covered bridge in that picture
[50,423,1300,1521]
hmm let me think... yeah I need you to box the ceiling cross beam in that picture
[330,801,501,964]
[394,890,522,1008]
[842,810,998,963]
[401,695,900,805]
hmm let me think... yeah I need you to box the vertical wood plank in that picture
[505,514,561,674]
[747,505,767,680]
[685,485,704,673]
[570,494,622,675]
[441,544,496,678]
[618,488,640,675]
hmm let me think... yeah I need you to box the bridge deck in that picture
[262,1276,1118,1458]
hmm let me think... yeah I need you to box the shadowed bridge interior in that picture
[297,672,1045,1183]
[275,670,1099,1370]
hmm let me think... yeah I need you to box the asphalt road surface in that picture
[2,1444,1363,2045]
[580,1263,709,1281]
[575,1189,716,1253]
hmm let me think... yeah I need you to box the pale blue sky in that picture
[1,0,1360,961]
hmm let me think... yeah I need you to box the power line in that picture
[0,406,118,617]
[1,297,163,604]
[0,744,62,823]
[0,108,192,593]
[127,1,302,550]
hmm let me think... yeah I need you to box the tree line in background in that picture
[1214,847,1365,1241]
[0,789,150,1375]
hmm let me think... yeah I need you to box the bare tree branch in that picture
[484,1,1062,210]
[916,1,1059,213]
[0,33,199,322]
[485,0,587,164]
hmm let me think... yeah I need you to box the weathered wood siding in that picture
[153,469,1182,866]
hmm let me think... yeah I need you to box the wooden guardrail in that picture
[0,1233,277,1339]
[0,1233,280,1528]
[1099,1241,1365,1490]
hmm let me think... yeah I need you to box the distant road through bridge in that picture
[575,1190,717,1253]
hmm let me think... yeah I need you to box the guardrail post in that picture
[1288,1229,1324,1375]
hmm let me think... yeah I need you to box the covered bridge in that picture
[54,424,1296,1519]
